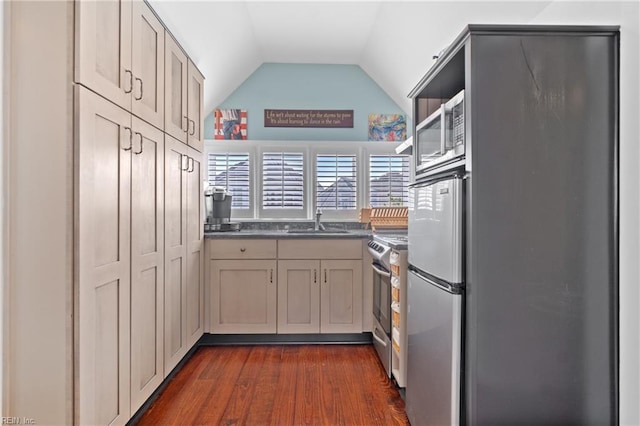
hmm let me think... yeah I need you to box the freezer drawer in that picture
[406,269,462,426]
[409,176,463,283]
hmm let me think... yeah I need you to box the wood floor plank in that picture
[269,346,299,426]
[135,344,409,426]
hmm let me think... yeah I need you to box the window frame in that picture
[205,141,257,219]
[257,144,310,220]
[205,140,407,221]
[311,145,363,221]
[363,144,411,209]
[367,153,411,208]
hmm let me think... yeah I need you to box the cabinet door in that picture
[187,60,205,152]
[76,87,131,425]
[164,135,188,374]
[164,33,188,143]
[210,260,277,334]
[186,148,204,347]
[131,1,165,130]
[130,117,164,412]
[75,0,132,111]
[320,260,363,333]
[277,260,320,334]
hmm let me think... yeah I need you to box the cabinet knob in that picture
[240,248,246,252]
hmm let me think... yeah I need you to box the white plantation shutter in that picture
[316,154,357,210]
[262,152,304,209]
[369,155,410,207]
[207,152,250,209]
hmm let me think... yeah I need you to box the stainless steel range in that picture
[367,233,408,379]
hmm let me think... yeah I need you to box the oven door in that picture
[372,261,392,377]
[372,262,392,336]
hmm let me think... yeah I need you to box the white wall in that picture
[530,2,640,425]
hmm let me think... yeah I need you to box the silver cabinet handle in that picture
[133,132,143,155]
[314,269,317,284]
[189,119,196,136]
[270,269,273,283]
[240,248,246,253]
[134,77,143,100]
[124,70,133,94]
[183,116,189,132]
[181,154,189,171]
[187,157,194,173]
[122,127,132,151]
[324,269,327,284]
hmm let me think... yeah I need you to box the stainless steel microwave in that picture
[415,90,465,174]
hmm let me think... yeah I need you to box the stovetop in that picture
[372,233,409,250]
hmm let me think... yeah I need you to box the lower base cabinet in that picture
[210,259,278,333]
[278,259,363,333]
[207,239,363,335]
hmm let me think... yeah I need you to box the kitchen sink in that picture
[286,229,350,234]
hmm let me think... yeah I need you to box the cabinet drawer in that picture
[278,239,362,260]
[209,239,277,259]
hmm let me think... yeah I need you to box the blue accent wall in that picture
[204,63,410,141]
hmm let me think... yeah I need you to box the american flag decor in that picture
[214,108,247,140]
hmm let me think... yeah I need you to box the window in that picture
[316,154,357,210]
[207,152,250,209]
[262,152,304,209]
[369,155,410,206]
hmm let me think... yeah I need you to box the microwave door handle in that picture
[372,263,391,278]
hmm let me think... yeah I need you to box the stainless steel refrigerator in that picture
[406,25,619,425]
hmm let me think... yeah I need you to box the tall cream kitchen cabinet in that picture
[129,116,166,413]
[165,34,205,152]
[164,135,204,374]
[75,0,165,130]
[76,87,165,424]
[6,1,204,424]
[76,87,132,426]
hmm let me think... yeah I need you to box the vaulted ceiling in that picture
[149,1,552,117]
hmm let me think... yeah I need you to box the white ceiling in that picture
[149,1,552,116]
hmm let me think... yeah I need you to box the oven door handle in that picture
[372,263,391,278]
[372,326,388,347]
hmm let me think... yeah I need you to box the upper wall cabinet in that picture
[131,1,165,130]
[164,33,188,144]
[75,0,132,111]
[76,0,165,130]
[187,60,205,152]
[165,34,205,152]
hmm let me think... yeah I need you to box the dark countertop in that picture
[204,229,372,239]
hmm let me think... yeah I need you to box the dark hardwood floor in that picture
[136,344,409,425]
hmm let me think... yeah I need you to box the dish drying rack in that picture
[359,207,408,231]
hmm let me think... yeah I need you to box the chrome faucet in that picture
[315,208,325,231]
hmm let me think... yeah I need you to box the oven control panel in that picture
[368,240,385,253]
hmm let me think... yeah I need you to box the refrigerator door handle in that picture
[408,267,463,295]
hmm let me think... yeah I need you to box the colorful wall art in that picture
[368,114,406,141]
[214,109,247,140]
